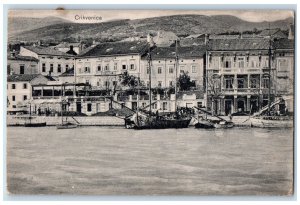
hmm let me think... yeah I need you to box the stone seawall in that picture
[7,115,252,127]
[7,116,125,126]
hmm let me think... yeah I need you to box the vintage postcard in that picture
[6,9,294,195]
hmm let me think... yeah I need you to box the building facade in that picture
[206,38,294,116]
[19,46,75,78]
[7,74,50,112]
[7,55,39,75]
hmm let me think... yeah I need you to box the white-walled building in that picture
[19,46,75,78]
[7,74,51,112]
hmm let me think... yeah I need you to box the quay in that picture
[7,115,252,127]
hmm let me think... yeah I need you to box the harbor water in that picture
[6,126,293,195]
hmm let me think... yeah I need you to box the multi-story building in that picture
[140,46,206,89]
[19,46,75,78]
[7,74,51,112]
[7,54,39,75]
[74,41,149,90]
[206,38,294,115]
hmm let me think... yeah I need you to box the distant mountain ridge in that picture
[8,14,294,42]
[8,16,71,36]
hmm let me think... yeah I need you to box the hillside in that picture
[8,16,72,37]
[8,14,294,42]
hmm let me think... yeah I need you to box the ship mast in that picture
[148,45,152,115]
[175,40,178,111]
[267,25,272,116]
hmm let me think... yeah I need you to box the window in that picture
[57,64,61,72]
[42,63,46,72]
[97,65,102,72]
[50,64,54,72]
[192,65,197,73]
[130,64,135,70]
[105,64,109,71]
[87,103,92,112]
[65,64,69,71]
[104,81,110,88]
[12,84,16,89]
[197,102,203,108]
[158,67,162,74]
[250,78,258,88]
[169,66,174,74]
[122,65,127,70]
[97,81,100,86]
[114,63,118,71]
[85,80,90,85]
[163,102,168,110]
[225,78,233,89]
[85,67,90,73]
[262,78,269,88]
[278,59,288,72]
[23,83,27,89]
[237,78,245,88]
[238,58,244,68]
[113,81,117,86]
[158,81,162,87]
[146,66,150,74]
[224,60,231,68]
[12,96,15,101]
[12,105,16,108]
[20,65,25,74]
[23,95,27,101]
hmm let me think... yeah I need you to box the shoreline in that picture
[6,115,253,127]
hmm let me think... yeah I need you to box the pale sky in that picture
[9,10,294,23]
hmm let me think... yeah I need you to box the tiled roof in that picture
[273,39,294,50]
[59,68,74,77]
[55,42,82,48]
[78,41,149,57]
[259,29,284,36]
[207,39,271,51]
[8,54,39,62]
[23,46,74,56]
[44,76,56,81]
[142,46,206,60]
[7,74,41,82]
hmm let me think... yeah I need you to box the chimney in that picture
[70,45,74,51]
[204,34,209,45]
[288,23,294,40]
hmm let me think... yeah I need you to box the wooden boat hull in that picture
[24,122,46,127]
[125,117,191,129]
[195,121,215,129]
[214,122,234,129]
[250,117,293,128]
[56,124,78,129]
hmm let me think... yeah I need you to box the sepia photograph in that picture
[5,8,295,196]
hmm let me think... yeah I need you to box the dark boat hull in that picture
[24,122,47,127]
[125,118,191,129]
[195,122,214,129]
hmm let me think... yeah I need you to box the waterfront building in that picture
[19,46,75,78]
[206,38,294,115]
[7,54,39,75]
[7,74,52,113]
[140,46,206,89]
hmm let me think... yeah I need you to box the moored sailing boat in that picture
[250,36,293,128]
[56,99,78,129]
[124,42,192,129]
